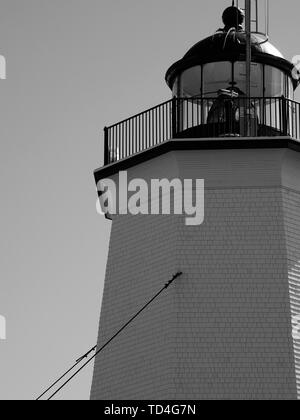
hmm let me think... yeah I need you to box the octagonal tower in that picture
[91,2,300,400]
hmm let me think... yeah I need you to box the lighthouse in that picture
[91,1,300,400]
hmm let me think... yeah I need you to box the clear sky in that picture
[0,0,300,400]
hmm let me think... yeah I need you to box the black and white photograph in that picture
[1,0,300,404]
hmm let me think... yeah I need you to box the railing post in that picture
[281,96,288,136]
[172,97,178,139]
[104,126,109,165]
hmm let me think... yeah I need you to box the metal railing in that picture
[104,96,300,165]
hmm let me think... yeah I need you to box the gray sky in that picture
[0,0,300,400]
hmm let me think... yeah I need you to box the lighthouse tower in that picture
[91,2,300,400]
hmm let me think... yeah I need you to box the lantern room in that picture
[100,1,300,167]
[166,7,297,100]
[165,4,299,138]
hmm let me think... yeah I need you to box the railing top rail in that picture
[107,98,173,130]
[287,98,300,105]
[175,96,287,101]
[106,96,294,130]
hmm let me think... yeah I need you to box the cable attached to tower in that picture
[36,271,183,401]
[36,346,97,400]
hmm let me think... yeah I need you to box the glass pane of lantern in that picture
[265,66,284,97]
[234,62,263,96]
[203,62,231,97]
[172,77,180,97]
[181,66,202,98]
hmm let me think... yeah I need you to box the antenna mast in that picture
[245,0,251,99]
[245,0,252,135]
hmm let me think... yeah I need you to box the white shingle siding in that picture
[91,148,299,400]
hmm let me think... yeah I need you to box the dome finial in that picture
[222,6,245,30]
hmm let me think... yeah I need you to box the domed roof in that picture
[184,32,284,61]
[165,7,298,90]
